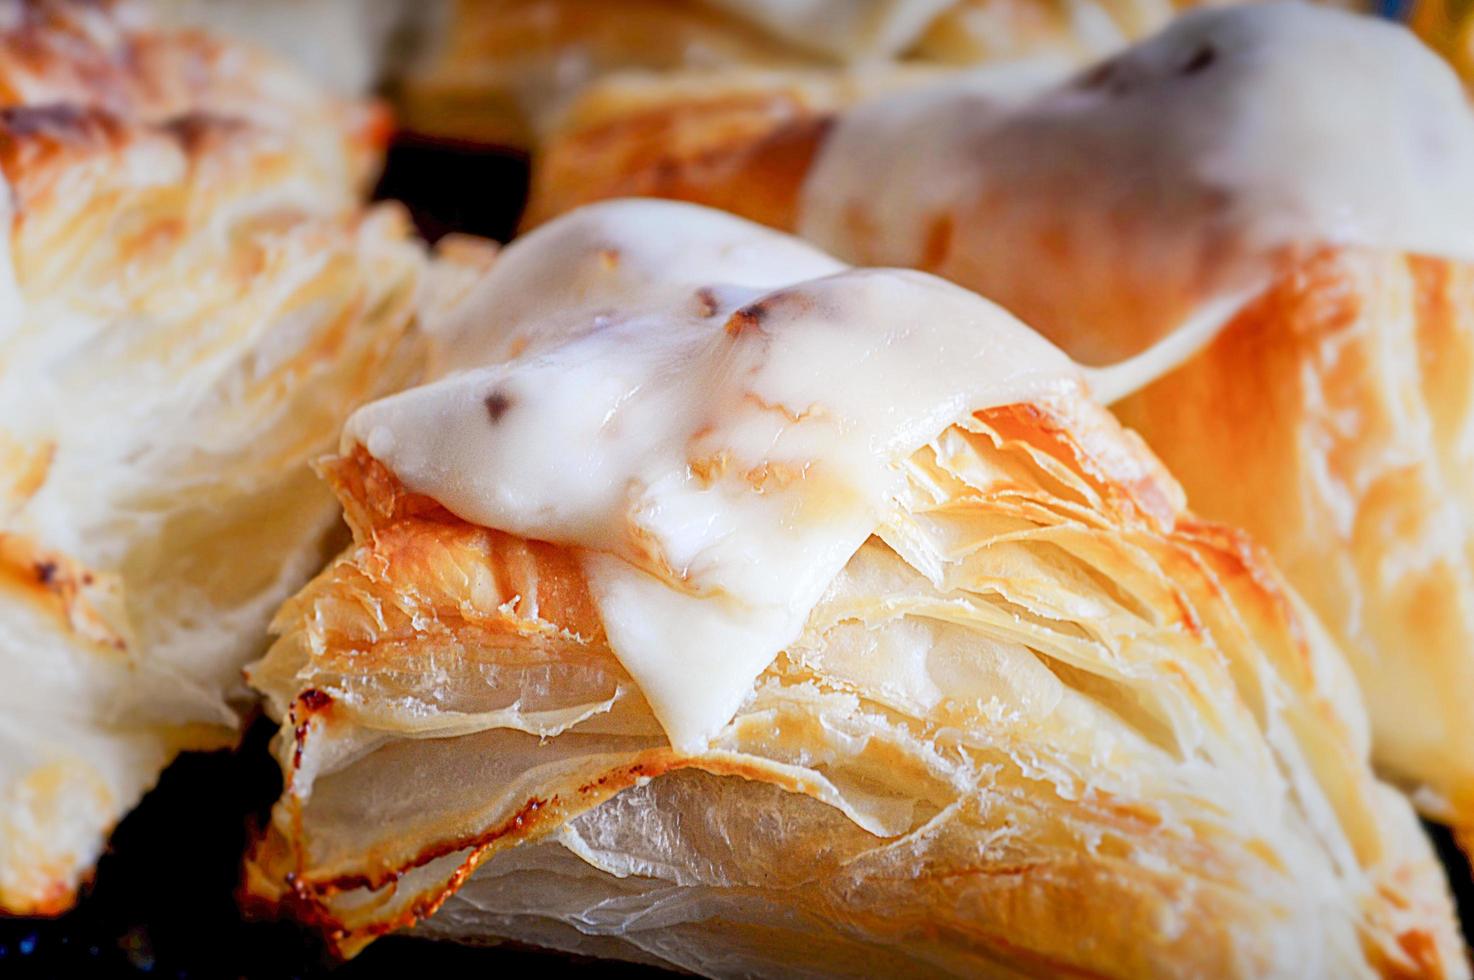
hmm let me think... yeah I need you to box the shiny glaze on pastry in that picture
[346,198,1081,749]
[800,1,1474,364]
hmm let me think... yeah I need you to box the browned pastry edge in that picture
[525,86,826,230]
[233,395,1457,970]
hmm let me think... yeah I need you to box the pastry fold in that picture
[0,0,425,912]
[523,3,1474,848]
[245,201,1463,977]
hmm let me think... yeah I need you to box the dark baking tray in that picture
[1,137,1470,979]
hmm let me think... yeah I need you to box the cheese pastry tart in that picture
[0,0,425,912]
[526,2,1474,850]
[245,199,1464,978]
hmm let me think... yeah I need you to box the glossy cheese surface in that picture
[345,199,1081,749]
[801,2,1474,366]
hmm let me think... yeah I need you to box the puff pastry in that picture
[526,3,1474,850]
[0,0,425,913]
[391,0,1215,149]
[245,199,1464,977]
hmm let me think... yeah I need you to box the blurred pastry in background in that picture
[243,199,1464,977]
[390,0,1219,150]
[153,0,413,98]
[149,1,1396,155]
[524,1,1474,852]
[0,0,426,913]
[1413,0,1474,84]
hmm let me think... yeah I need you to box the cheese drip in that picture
[346,199,1081,750]
[799,1,1474,368]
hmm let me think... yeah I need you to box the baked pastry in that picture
[244,199,1464,977]
[526,2,1474,850]
[391,0,1215,150]
[0,0,425,913]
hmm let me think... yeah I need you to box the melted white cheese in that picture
[800,2,1474,370]
[346,199,1081,751]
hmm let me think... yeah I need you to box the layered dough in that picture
[525,3,1474,848]
[1112,250,1474,847]
[0,0,426,912]
[392,0,1217,149]
[245,201,1464,977]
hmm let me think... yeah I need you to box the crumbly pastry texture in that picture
[0,0,426,913]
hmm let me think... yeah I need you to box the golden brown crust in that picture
[1113,248,1474,841]
[400,0,1214,150]
[526,91,826,230]
[0,0,389,188]
[395,0,840,149]
[246,401,1464,974]
[523,67,968,231]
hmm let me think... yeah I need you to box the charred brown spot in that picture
[1077,60,1118,91]
[1181,44,1215,76]
[292,723,309,770]
[725,306,764,336]
[298,688,333,712]
[290,689,335,769]
[0,103,94,137]
[484,389,513,423]
[724,291,813,337]
[693,286,720,317]
[162,112,238,152]
[33,560,57,586]
[922,213,955,269]
[1075,58,1131,97]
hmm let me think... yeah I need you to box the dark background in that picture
[1,138,1471,979]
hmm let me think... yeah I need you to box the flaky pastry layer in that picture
[247,399,1463,975]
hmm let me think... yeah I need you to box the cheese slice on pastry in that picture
[244,200,1464,978]
[526,2,1474,850]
